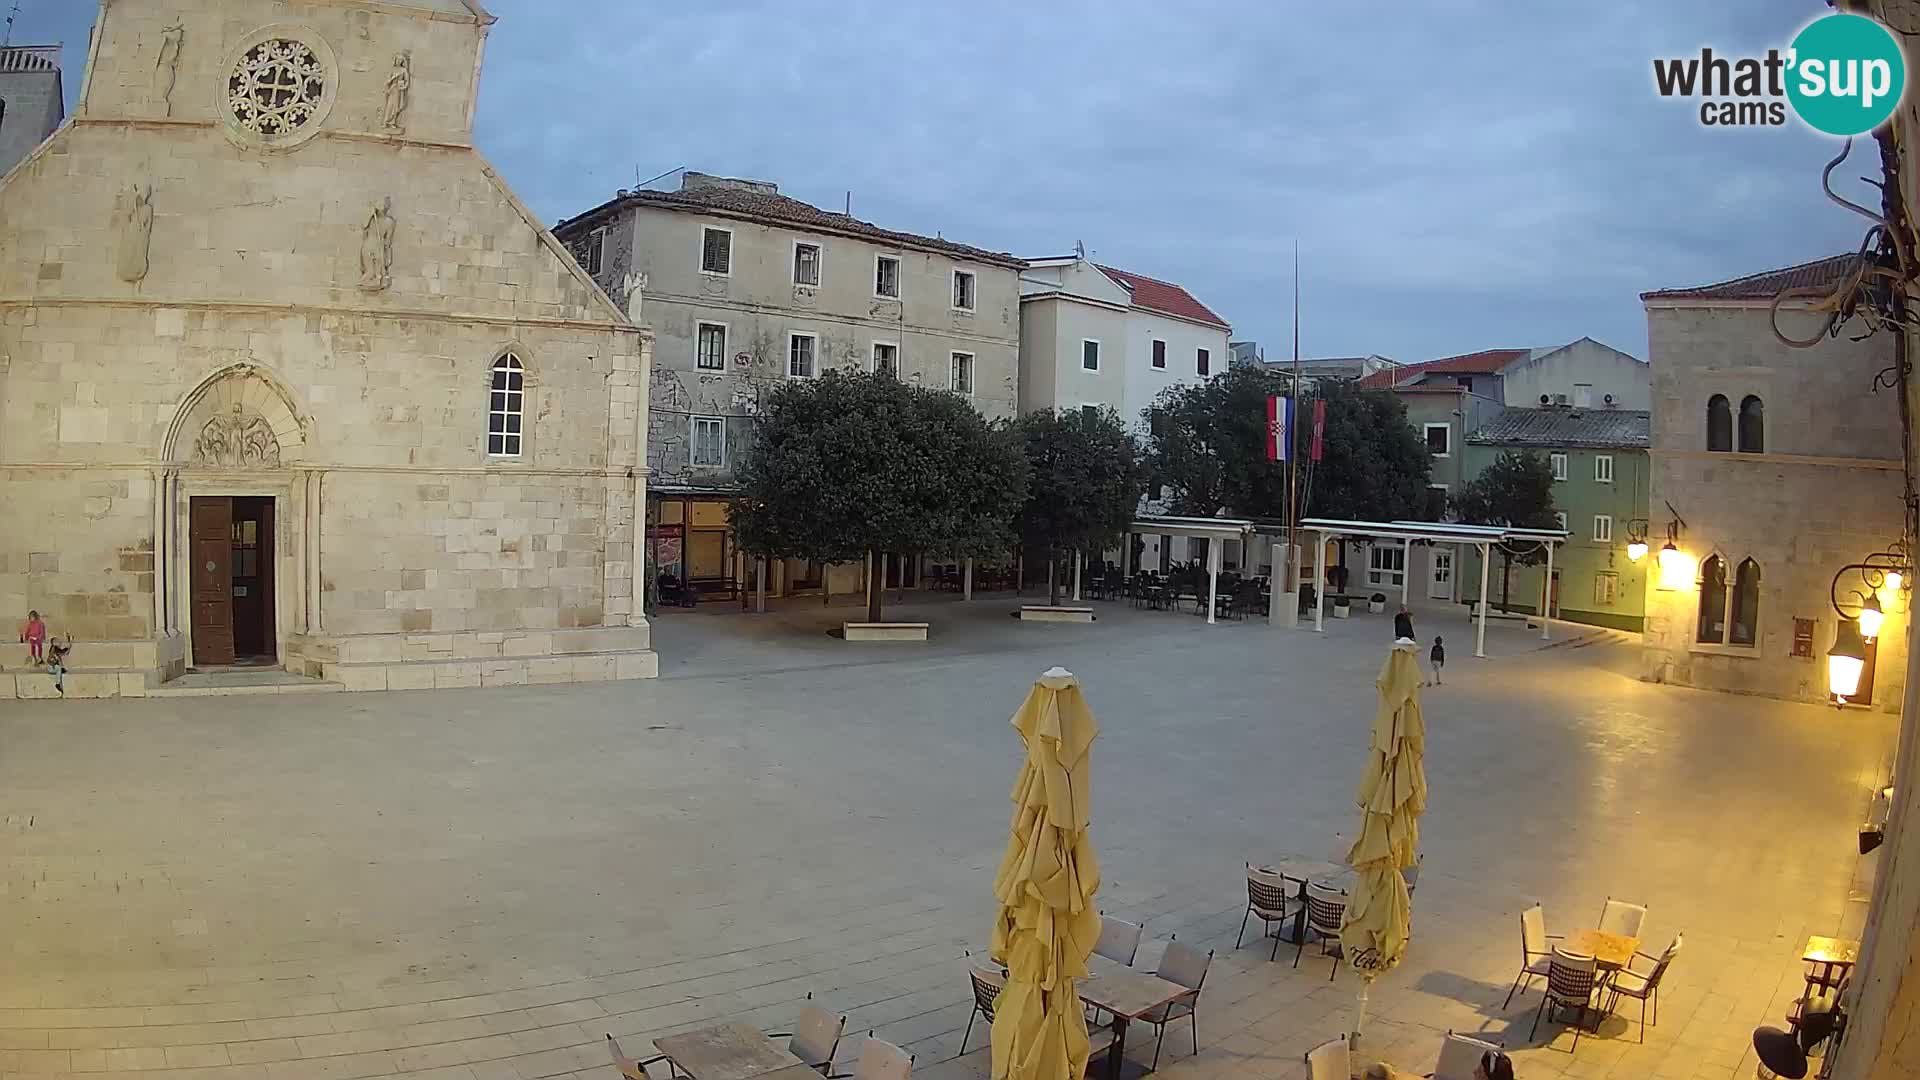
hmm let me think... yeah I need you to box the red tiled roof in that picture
[1640,254,1859,301]
[1095,265,1230,329]
[1356,348,1528,389]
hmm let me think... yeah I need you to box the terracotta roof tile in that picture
[557,186,1024,268]
[1356,348,1528,389]
[1095,265,1230,329]
[1640,254,1859,301]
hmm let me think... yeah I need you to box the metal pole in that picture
[756,556,767,613]
[1476,542,1490,658]
[963,557,973,601]
[1314,530,1325,633]
[1541,540,1554,640]
[1072,549,1083,603]
[1206,539,1220,626]
[1400,538,1411,606]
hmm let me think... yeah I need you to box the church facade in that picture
[0,0,657,696]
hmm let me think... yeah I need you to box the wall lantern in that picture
[1627,540,1649,562]
[1624,517,1650,562]
[1654,509,1691,589]
[1829,546,1911,704]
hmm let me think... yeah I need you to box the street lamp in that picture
[1829,617,1868,703]
[1859,593,1885,643]
[1627,540,1648,562]
[1657,541,1691,590]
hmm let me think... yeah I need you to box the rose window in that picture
[228,39,326,137]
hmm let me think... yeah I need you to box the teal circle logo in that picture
[1788,13,1906,136]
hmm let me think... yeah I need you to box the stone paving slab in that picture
[0,598,1892,1080]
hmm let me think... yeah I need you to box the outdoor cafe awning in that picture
[1298,517,1569,658]
[1127,515,1257,541]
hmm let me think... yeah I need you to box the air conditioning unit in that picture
[1539,394,1551,405]
[1553,393,1569,406]
[1603,393,1616,406]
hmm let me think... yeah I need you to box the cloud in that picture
[19,1,1867,362]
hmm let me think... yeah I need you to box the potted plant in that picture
[1368,591,1388,614]
[1333,594,1351,618]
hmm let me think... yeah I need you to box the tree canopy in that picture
[1142,367,1432,522]
[1454,449,1559,611]
[729,372,1028,620]
[1015,407,1145,603]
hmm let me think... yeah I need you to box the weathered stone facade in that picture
[0,0,656,696]
[1640,292,1907,710]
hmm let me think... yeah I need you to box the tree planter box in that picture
[842,622,929,642]
[1368,599,1387,614]
[1018,606,1096,623]
[1332,603,1352,619]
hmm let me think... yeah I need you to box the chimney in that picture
[680,171,778,196]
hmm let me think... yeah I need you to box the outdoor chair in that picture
[959,966,1005,1055]
[1297,881,1348,979]
[1237,865,1299,960]
[1304,1035,1350,1080]
[1140,937,1212,1069]
[605,1033,674,1080]
[1529,948,1600,1051]
[765,993,847,1074]
[1598,897,1649,939]
[1431,1030,1502,1080]
[1603,933,1683,1043]
[1094,915,1143,965]
[829,1035,912,1080]
[1503,902,1562,1008]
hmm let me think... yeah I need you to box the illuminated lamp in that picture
[1859,594,1885,643]
[1828,618,1868,703]
[1627,540,1648,562]
[1658,542,1690,590]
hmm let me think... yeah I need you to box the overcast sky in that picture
[13,1,1872,363]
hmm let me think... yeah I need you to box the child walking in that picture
[1428,635,1445,686]
[20,609,46,664]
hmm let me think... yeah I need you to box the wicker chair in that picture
[1139,938,1212,1069]
[1296,881,1347,980]
[959,966,1005,1056]
[1529,948,1599,1051]
[1237,865,1300,960]
[1604,934,1683,1043]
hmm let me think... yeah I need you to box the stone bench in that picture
[842,622,929,642]
[1017,606,1096,623]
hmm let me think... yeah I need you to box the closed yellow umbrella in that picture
[1339,642,1427,1042]
[991,667,1103,1080]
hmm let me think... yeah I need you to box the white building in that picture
[1017,253,1230,428]
[1018,252,1232,571]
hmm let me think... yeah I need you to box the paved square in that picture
[0,596,1894,1080]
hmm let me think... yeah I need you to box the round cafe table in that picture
[1562,928,1640,970]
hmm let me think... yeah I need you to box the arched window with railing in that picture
[487,351,524,457]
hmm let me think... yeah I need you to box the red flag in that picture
[1310,399,1327,461]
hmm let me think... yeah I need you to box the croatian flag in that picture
[1267,395,1293,462]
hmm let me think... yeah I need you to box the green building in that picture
[1459,408,1651,632]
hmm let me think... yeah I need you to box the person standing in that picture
[1394,604,1415,641]
[1429,635,1446,686]
[20,609,45,664]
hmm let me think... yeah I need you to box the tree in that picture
[1453,450,1559,612]
[730,371,1028,623]
[1015,407,1145,605]
[1142,366,1432,521]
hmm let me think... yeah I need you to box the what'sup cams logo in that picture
[1654,12,1907,136]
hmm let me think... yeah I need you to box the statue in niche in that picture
[115,184,154,284]
[621,269,648,323]
[193,405,282,469]
[381,51,411,134]
[359,196,395,292]
[155,20,185,117]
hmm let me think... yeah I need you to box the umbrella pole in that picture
[1352,976,1372,1048]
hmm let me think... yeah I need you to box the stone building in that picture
[0,44,64,176]
[1640,255,1907,710]
[554,173,1022,601]
[0,0,656,696]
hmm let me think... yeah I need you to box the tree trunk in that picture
[1498,552,1513,614]
[866,551,884,623]
[1047,545,1061,606]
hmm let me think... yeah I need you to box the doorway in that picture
[1428,548,1453,600]
[189,495,276,667]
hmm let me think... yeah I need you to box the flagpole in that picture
[1289,242,1301,567]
